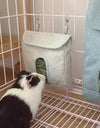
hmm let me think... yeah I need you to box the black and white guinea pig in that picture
[0,70,45,128]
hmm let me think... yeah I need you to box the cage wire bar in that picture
[6,0,15,79]
[30,90,100,128]
[15,0,22,72]
[0,0,100,128]
[0,21,7,84]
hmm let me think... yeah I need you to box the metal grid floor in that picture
[30,89,100,128]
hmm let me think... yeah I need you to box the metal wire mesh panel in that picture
[0,0,24,90]
[30,90,100,128]
[0,1,100,128]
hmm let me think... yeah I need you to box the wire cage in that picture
[30,89,100,128]
[0,0,100,128]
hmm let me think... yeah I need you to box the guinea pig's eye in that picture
[26,75,33,80]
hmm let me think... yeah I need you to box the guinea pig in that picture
[0,70,45,128]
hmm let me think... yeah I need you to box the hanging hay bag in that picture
[22,31,72,90]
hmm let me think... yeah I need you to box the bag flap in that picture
[22,31,71,49]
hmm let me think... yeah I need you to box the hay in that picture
[36,58,49,84]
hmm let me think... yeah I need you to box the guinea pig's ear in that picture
[17,70,30,78]
[29,76,40,87]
